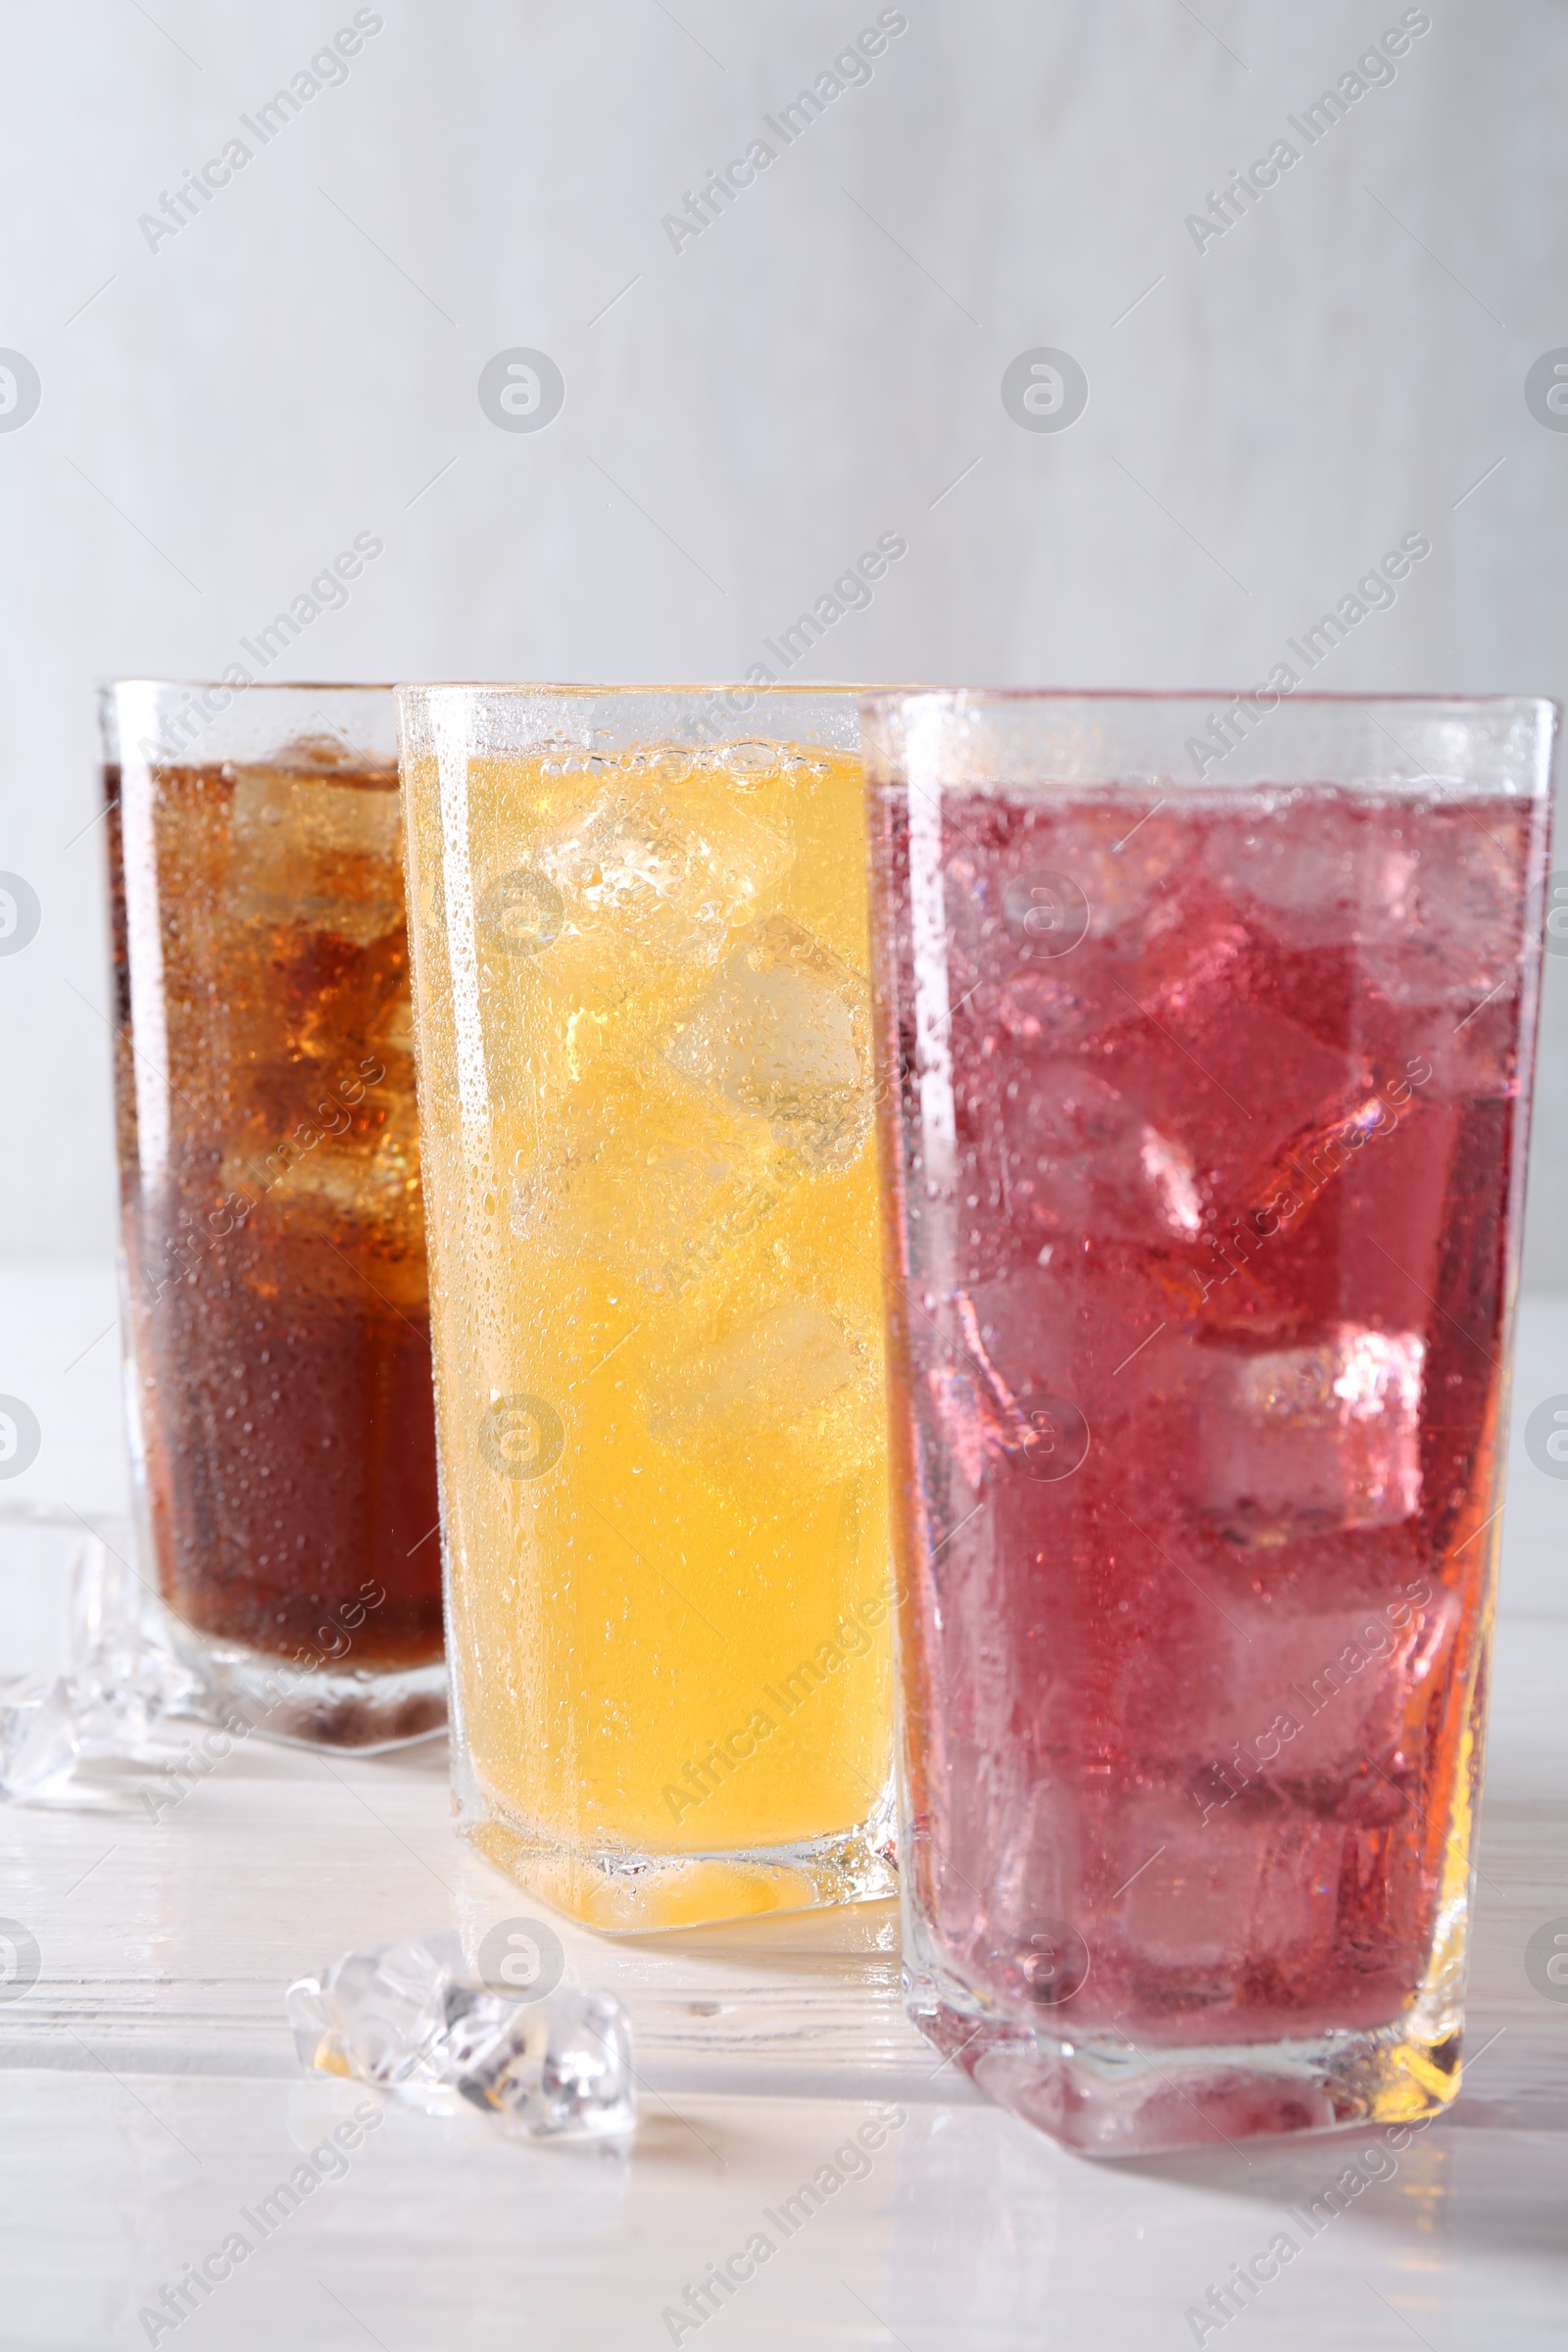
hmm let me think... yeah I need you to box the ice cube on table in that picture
[288,1929,458,2086]
[70,1625,200,1753]
[0,1510,87,1689]
[69,1522,200,1733]
[433,1984,635,2139]
[663,913,872,1171]
[535,779,792,970]
[1198,1326,1424,1544]
[0,1681,80,1799]
[0,1514,200,1801]
[287,1933,635,2141]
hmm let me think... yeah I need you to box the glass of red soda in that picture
[863,690,1555,2154]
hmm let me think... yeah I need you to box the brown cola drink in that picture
[102,683,444,1746]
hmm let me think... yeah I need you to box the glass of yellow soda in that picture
[396,685,898,1931]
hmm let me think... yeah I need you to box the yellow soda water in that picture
[401,706,895,1930]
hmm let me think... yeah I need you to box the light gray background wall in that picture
[3,0,1566,1277]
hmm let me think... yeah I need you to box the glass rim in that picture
[98,677,395,694]
[859,687,1559,719]
[395,680,906,702]
[858,687,1560,798]
[394,681,906,764]
[100,679,399,771]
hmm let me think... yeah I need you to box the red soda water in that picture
[873,783,1545,2128]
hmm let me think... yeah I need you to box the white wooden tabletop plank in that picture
[3,2073,1566,2351]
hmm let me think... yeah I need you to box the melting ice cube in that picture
[228,768,405,948]
[287,1932,635,2141]
[663,913,872,1171]
[1204,801,1386,951]
[288,1928,457,2086]
[643,1299,867,1462]
[1199,1326,1424,1544]
[433,1983,635,2138]
[221,1085,421,1242]
[0,1681,80,1799]
[1005,1064,1202,1244]
[0,1518,199,1802]
[535,782,792,968]
[511,1095,783,1297]
[70,1626,198,1752]
[1358,819,1529,1009]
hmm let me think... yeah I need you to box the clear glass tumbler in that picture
[102,682,445,1748]
[397,684,897,1930]
[863,689,1554,2153]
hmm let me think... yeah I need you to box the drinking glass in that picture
[397,684,896,1930]
[101,682,445,1748]
[863,689,1554,2153]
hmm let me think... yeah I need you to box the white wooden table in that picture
[2,1265,1566,2350]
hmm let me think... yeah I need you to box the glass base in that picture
[168,1619,447,1752]
[457,1767,899,1933]
[906,1959,1462,2156]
